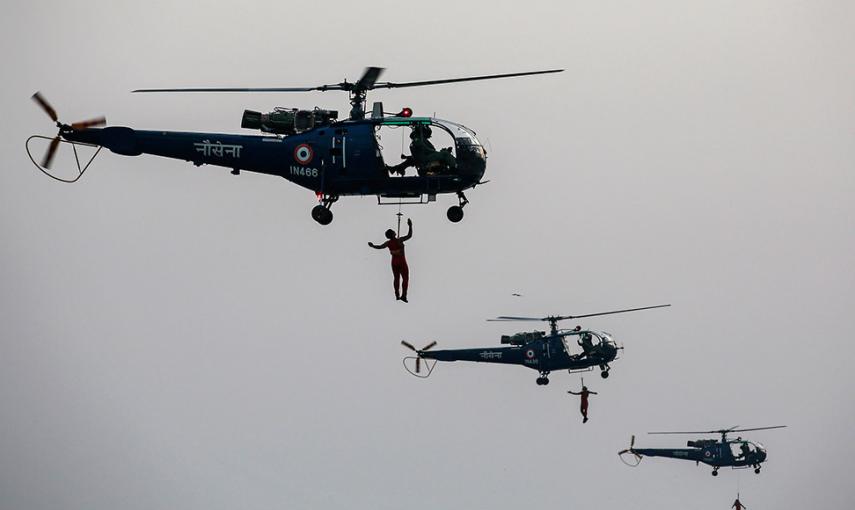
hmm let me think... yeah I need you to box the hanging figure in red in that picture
[567,382,598,423]
[732,496,748,510]
[368,218,413,302]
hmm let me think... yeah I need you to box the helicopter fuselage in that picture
[419,330,620,375]
[61,116,486,219]
[631,440,767,469]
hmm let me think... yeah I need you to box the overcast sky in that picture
[2,1,854,509]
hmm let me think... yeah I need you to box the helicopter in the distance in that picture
[618,425,787,476]
[27,67,562,225]
[400,304,670,385]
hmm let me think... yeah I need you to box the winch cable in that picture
[396,200,403,236]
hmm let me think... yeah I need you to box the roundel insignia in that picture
[704,450,712,458]
[294,144,313,165]
[526,349,536,359]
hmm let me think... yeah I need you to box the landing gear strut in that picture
[600,364,610,379]
[536,371,550,386]
[447,191,469,223]
[312,194,338,225]
[754,466,761,474]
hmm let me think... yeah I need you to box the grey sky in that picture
[2,1,854,509]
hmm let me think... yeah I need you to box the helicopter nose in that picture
[757,449,767,461]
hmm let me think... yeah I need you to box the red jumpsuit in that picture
[579,389,590,417]
[387,238,409,300]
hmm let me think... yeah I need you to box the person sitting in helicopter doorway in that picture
[409,124,457,175]
[578,332,595,356]
[567,382,598,423]
[739,441,751,459]
[368,218,413,302]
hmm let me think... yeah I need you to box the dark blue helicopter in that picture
[401,304,670,385]
[28,68,562,225]
[618,425,787,476]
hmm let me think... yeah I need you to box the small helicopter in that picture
[400,304,670,385]
[27,67,562,225]
[618,425,787,476]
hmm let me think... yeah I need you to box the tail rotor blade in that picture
[32,92,58,122]
[422,341,437,351]
[71,116,106,130]
[42,136,60,169]
[401,340,417,352]
[415,357,421,374]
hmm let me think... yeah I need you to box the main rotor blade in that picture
[559,304,672,321]
[132,86,331,93]
[489,316,544,321]
[42,136,60,169]
[422,341,437,351]
[401,340,417,352]
[648,430,718,435]
[32,92,58,122]
[356,67,384,90]
[71,116,106,130]
[373,69,564,90]
[728,426,787,433]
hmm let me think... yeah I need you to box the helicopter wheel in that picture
[536,376,550,386]
[600,370,610,379]
[447,205,464,223]
[311,205,333,225]
[711,469,718,477]
[754,468,761,474]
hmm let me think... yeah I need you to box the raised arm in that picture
[588,391,598,395]
[368,240,389,249]
[567,390,581,395]
[399,219,413,242]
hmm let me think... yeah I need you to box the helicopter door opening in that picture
[376,120,457,178]
[730,441,755,460]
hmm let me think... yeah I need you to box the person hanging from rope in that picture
[567,382,598,423]
[732,496,748,510]
[368,218,413,302]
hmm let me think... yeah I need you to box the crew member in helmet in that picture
[409,125,456,175]
[368,218,413,302]
[578,332,595,356]
[567,383,598,423]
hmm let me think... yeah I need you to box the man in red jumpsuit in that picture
[567,384,598,423]
[368,218,413,302]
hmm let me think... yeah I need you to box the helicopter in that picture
[27,67,562,225]
[400,304,670,385]
[618,425,787,476]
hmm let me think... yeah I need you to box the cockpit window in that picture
[433,118,482,147]
[562,331,605,356]
[376,118,458,177]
